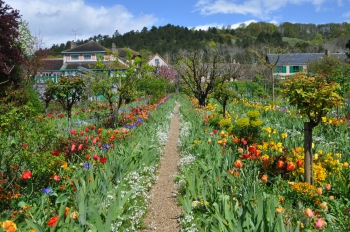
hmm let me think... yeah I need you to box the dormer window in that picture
[71,55,79,60]
[84,55,91,60]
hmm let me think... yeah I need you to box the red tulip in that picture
[21,170,32,180]
[80,131,84,136]
[92,138,98,144]
[296,159,303,167]
[85,126,89,132]
[78,144,83,150]
[53,175,60,182]
[71,144,76,151]
[93,154,99,160]
[51,150,60,156]
[22,144,27,149]
[100,157,107,163]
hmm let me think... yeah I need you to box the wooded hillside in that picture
[48,22,350,63]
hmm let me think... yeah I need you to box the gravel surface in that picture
[140,104,182,232]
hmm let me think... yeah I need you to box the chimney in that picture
[112,43,116,52]
[325,49,329,56]
[70,41,77,49]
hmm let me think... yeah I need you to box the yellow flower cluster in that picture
[219,118,232,128]
[313,163,327,185]
[289,181,317,197]
[322,116,347,126]
[236,118,250,127]
[193,140,202,146]
[204,103,217,111]
[246,110,260,118]
[250,119,263,127]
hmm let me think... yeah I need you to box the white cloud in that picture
[193,19,257,31]
[194,0,331,19]
[10,0,158,48]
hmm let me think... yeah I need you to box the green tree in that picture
[46,76,86,133]
[213,82,237,118]
[282,72,343,184]
[312,33,323,44]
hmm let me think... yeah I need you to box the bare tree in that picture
[250,46,289,105]
[174,47,244,106]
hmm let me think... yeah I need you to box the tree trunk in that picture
[198,95,207,107]
[304,122,313,184]
[68,110,72,137]
[222,101,227,118]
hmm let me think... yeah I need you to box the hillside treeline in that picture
[49,22,350,61]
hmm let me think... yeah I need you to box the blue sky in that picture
[10,0,350,48]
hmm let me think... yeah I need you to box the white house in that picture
[148,53,169,67]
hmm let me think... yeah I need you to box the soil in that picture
[139,104,182,231]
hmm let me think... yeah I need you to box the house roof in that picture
[115,48,140,58]
[148,53,168,66]
[41,59,64,71]
[266,53,348,66]
[62,41,108,54]
[60,61,126,71]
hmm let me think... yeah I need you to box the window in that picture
[155,59,159,66]
[84,54,91,60]
[274,66,286,73]
[290,66,303,73]
[71,55,79,60]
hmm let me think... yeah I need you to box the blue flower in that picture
[83,162,91,171]
[102,144,111,150]
[42,187,53,194]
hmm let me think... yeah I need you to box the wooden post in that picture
[304,122,313,184]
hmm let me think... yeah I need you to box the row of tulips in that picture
[0,96,176,231]
[176,96,349,231]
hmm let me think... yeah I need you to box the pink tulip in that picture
[315,218,325,228]
[304,208,314,218]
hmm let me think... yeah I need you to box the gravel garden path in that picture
[140,104,182,231]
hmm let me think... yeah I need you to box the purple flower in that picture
[83,162,91,171]
[42,187,53,194]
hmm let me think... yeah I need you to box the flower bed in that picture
[0,96,175,231]
[177,96,350,231]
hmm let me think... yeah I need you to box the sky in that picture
[9,0,350,48]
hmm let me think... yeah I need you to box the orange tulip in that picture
[234,160,243,168]
[47,215,59,227]
[277,160,284,168]
[261,174,268,183]
[286,162,296,171]
[296,159,303,167]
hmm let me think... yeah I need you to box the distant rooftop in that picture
[266,52,348,66]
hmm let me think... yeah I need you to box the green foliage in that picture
[282,72,343,127]
[46,76,87,130]
[232,110,263,143]
[136,77,168,104]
